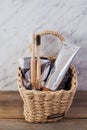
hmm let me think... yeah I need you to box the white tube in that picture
[45,41,80,90]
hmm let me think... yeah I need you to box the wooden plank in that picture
[0,119,87,130]
[65,90,87,119]
[0,91,87,119]
[0,91,24,119]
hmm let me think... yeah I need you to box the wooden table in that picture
[0,91,87,130]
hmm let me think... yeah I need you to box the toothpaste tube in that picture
[45,41,80,90]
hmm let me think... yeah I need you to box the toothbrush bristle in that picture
[36,35,41,45]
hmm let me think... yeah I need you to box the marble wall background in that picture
[0,0,87,90]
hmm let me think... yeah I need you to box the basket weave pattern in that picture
[17,65,77,122]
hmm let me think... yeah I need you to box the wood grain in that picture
[0,91,87,130]
[65,90,87,119]
[0,119,87,130]
[0,91,24,119]
[0,91,87,119]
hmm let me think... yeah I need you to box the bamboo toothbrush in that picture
[29,33,36,89]
[36,35,41,90]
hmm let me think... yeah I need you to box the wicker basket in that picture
[17,30,78,123]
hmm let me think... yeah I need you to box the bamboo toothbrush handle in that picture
[36,35,41,90]
[36,46,41,89]
[29,33,35,89]
[30,44,35,89]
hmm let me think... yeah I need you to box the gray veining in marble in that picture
[0,0,87,90]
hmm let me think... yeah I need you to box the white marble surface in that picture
[0,0,87,90]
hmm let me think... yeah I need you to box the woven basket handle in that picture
[35,30,65,60]
[36,30,65,42]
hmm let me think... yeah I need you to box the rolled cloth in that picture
[19,57,54,89]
